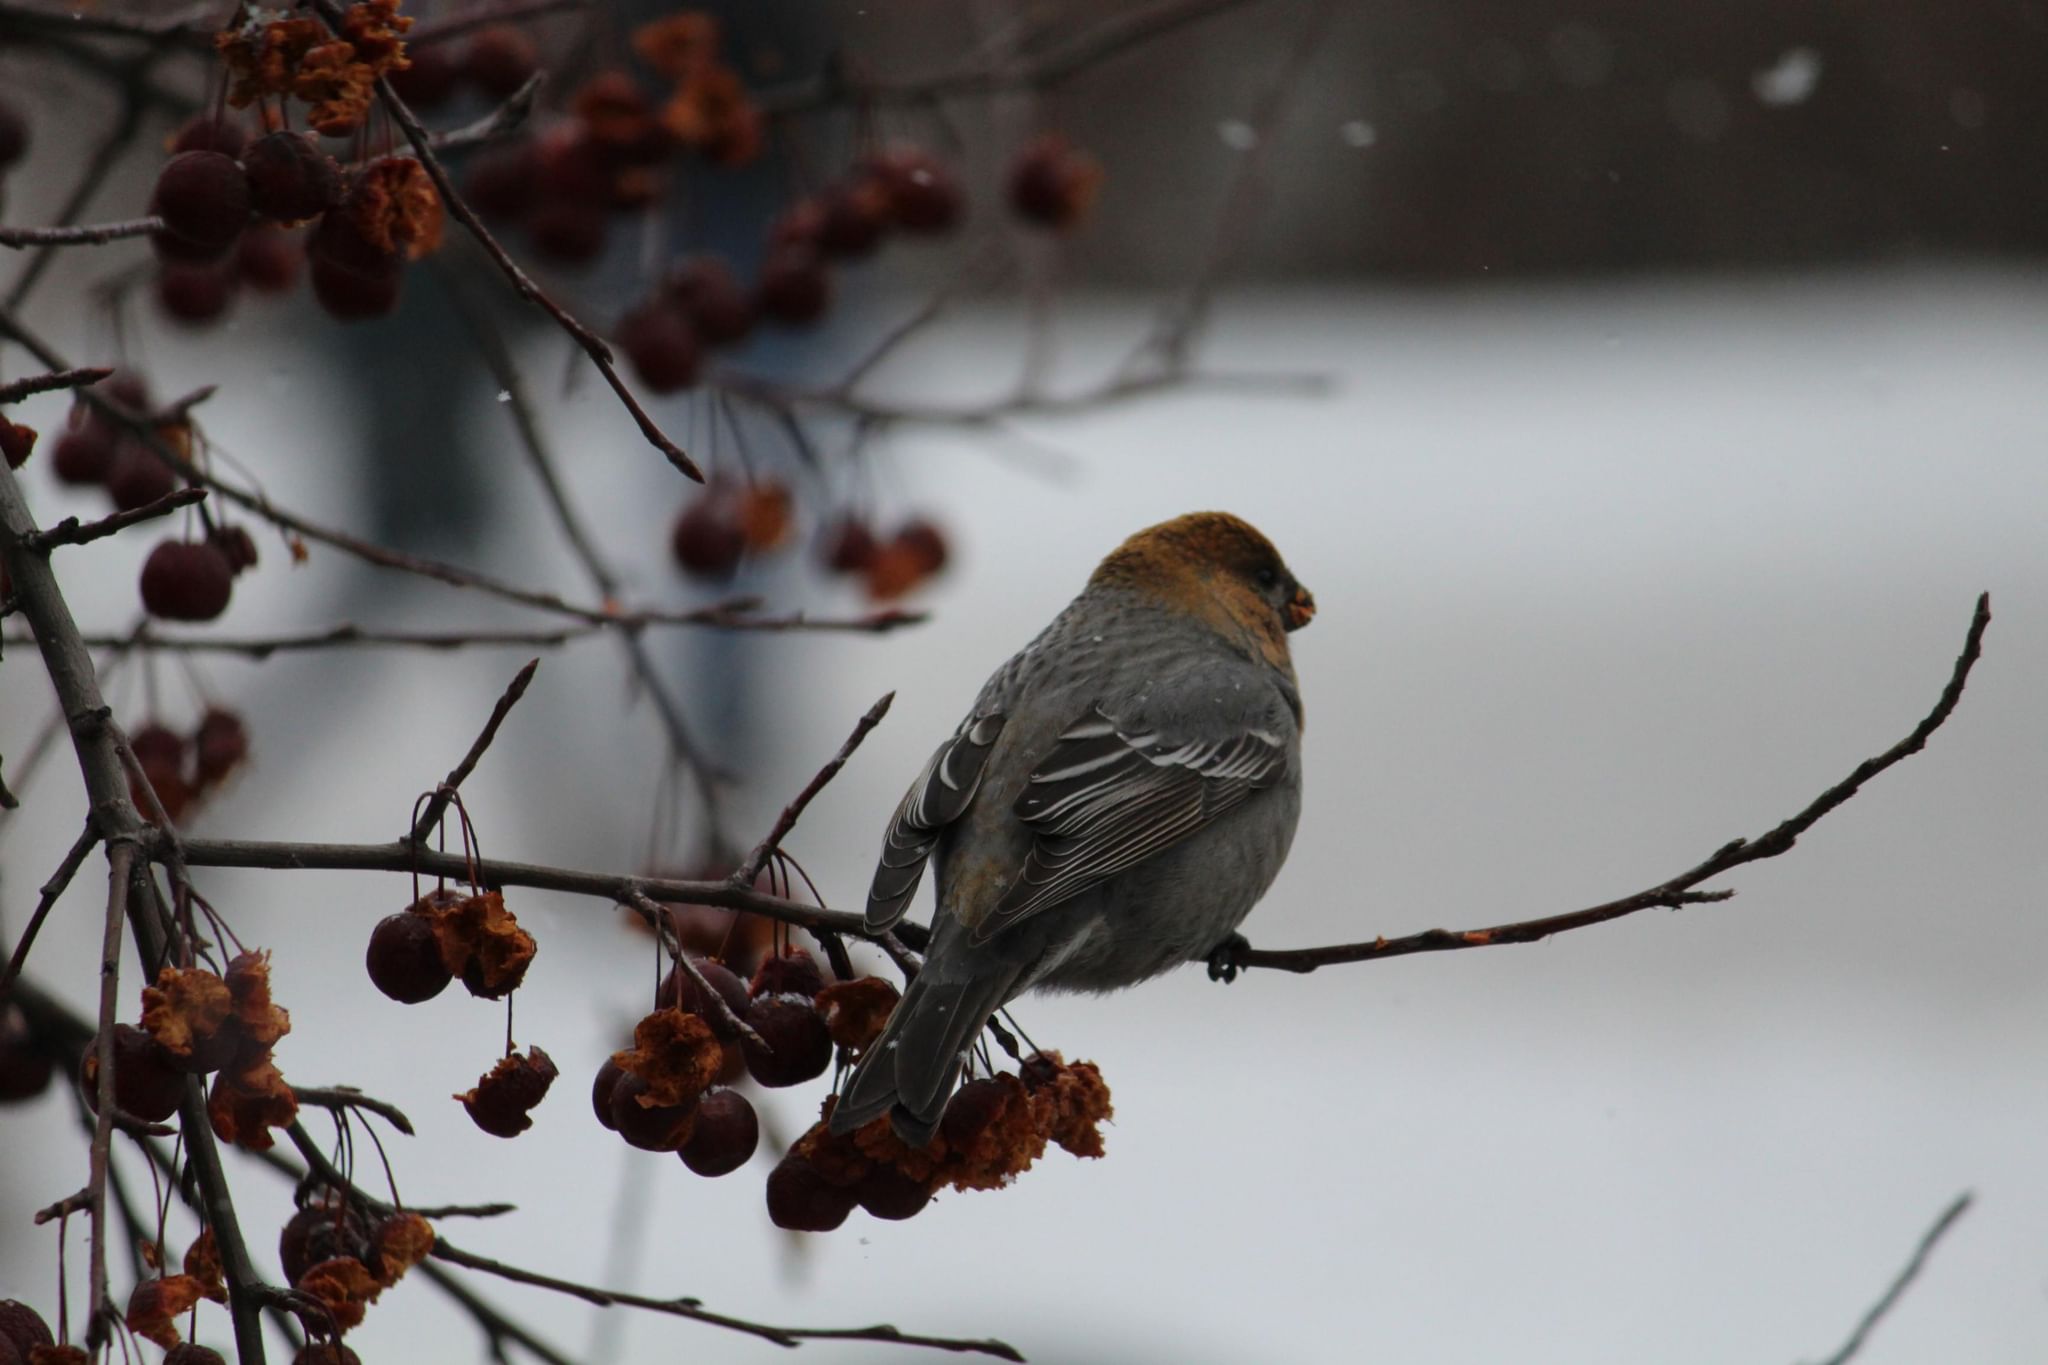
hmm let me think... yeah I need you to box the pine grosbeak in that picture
[832,511,1314,1145]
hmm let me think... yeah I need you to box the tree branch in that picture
[0,366,110,405]
[24,486,206,552]
[0,216,163,249]
[1225,593,1992,976]
[408,658,539,845]
[0,817,100,1002]
[1810,1192,1974,1365]
[735,691,893,887]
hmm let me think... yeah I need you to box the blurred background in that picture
[2,2,2046,1362]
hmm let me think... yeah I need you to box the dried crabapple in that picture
[816,177,891,259]
[0,1299,55,1356]
[151,151,251,257]
[754,244,830,326]
[140,539,234,622]
[669,497,745,580]
[816,515,879,574]
[155,262,237,325]
[895,518,950,574]
[105,442,179,512]
[765,1153,856,1232]
[854,1163,933,1221]
[242,131,341,224]
[386,42,459,107]
[235,224,301,293]
[366,911,451,1003]
[663,255,752,345]
[170,115,245,159]
[50,426,115,486]
[0,1006,54,1103]
[457,1046,557,1137]
[194,706,250,779]
[590,1055,626,1129]
[735,481,794,552]
[739,996,832,1088]
[618,301,701,393]
[750,946,826,1000]
[815,976,901,1052]
[279,1197,373,1286]
[1009,133,1104,231]
[208,525,260,576]
[464,24,539,98]
[869,146,964,234]
[79,1024,185,1122]
[0,421,33,470]
[656,956,750,1037]
[677,1088,758,1176]
[310,254,402,320]
[164,1345,228,1365]
[607,1070,697,1151]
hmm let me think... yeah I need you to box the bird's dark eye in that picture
[1255,567,1279,589]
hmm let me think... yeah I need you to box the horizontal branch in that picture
[0,216,162,248]
[1227,593,1992,976]
[24,485,205,551]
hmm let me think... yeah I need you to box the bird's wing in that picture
[975,701,1290,941]
[865,712,1007,932]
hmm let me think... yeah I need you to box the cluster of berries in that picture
[274,1191,435,1339]
[128,708,249,823]
[77,951,297,1153]
[666,483,951,601]
[770,1051,1114,1231]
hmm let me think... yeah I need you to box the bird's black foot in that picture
[1206,933,1250,984]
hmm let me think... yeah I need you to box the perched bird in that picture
[832,511,1314,1146]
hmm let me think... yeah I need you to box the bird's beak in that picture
[1284,584,1316,632]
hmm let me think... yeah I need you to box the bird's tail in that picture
[829,958,1020,1147]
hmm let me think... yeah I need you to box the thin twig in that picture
[0,817,100,1001]
[735,692,893,887]
[408,658,539,844]
[25,486,206,552]
[1228,594,1993,976]
[1809,1192,1974,1365]
[0,216,163,248]
[83,842,136,1350]
[291,1085,417,1138]
[0,366,110,405]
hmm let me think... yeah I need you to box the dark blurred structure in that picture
[851,0,2048,280]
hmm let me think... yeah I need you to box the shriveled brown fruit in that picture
[456,1046,557,1138]
[427,890,536,998]
[125,1274,205,1348]
[206,1053,298,1150]
[366,1212,436,1287]
[279,1196,372,1287]
[139,963,238,1074]
[815,976,901,1053]
[607,1070,697,1151]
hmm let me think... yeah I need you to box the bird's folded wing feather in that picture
[866,713,1006,931]
[973,702,1289,940]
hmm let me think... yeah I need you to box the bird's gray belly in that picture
[1023,785,1301,995]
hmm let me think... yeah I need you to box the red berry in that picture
[104,371,151,412]
[0,1005,55,1103]
[0,420,33,470]
[463,141,538,222]
[607,1070,697,1151]
[170,115,246,159]
[386,44,460,108]
[292,1344,362,1365]
[590,1055,626,1130]
[0,1298,55,1356]
[155,261,236,325]
[465,25,539,98]
[855,1164,933,1221]
[870,147,964,235]
[151,151,250,257]
[755,245,830,325]
[105,443,178,511]
[308,205,397,279]
[765,1154,855,1232]
[194,707,249,780]
[656,956,751,1038]
[669,498,745,580]
[816,176,891,259]
[139,540,234,622]
[365,912,451,1003]
[749,947,826,1001]
[526,201,608,265]
[663,256,753,346]
[895,518,950,575]
[0,96,29,169]
[816,515,878,574]
[739,996,832,1088]
[618,301,701,393]
[242,131,340,224]
[79,1024,184,1122]
[166,1345,229,1365]
[1008,133,1103,231]
[235,224,301,293]
[677,1089,758,1176]
[50,426,116,485]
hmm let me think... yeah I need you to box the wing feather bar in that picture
[866,714,1005,931]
